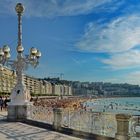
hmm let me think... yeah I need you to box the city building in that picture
[24,74,41,95]
[0,66,16,94]
[51,83,72,96]
[0,66,72,96]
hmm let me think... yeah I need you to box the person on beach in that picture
[4,97,9,110]
[0,96,4,111]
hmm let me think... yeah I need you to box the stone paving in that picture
[0,111,84,140]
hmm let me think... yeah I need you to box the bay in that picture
[83,97,140,115]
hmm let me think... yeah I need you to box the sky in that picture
[1,0,140,85]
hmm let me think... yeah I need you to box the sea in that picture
[83,97,140,115]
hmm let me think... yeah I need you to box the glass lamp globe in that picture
[3,45,10,53]
[30,47,37,55]
[15,3,25,14]
[17,45,24,53]
[5,52,11,59]
[36,50,41,58]
[0,48,4,56]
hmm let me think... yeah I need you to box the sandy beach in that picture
[33,97,92,110]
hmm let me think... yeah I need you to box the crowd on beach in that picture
[33,97,90,110]
[0,95,92,111]
[0,96,10,111]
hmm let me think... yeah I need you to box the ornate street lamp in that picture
[0,3,41,105]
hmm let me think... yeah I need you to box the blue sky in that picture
[1,0,140,85]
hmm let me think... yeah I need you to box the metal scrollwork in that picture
[130,116,140,138]
[61,109,117,137]
[30,106,54,124]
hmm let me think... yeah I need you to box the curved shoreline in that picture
[83,97,140,115]
[32,96,140,112]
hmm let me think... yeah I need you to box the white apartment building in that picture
[0,66,72,96]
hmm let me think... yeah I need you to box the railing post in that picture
[53,108,62,131]
[115,114,131,140]
[7,104,32,121]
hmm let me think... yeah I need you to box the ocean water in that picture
[83,97,140,115]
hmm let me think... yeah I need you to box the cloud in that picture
[126,71,140,85]
[102,50,140,69]
[76,14,140,69]
[71,57,88,65]
[76,15,140,53]
[105,71,140,85]
[0,0,118,17]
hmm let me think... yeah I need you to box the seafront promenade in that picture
[0,111,83,140]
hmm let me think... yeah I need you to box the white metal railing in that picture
[29,106,54,124]
[28,106,140,139]
[130,115,140,140]
[62,109,117,137]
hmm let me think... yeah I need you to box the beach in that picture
[33,96,91,110]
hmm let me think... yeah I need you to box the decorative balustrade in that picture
[29,105,54,124]
[62,109,117,137]
[28,106,140,139]
[130,115,140,140]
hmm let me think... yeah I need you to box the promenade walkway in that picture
[0,111,84,140]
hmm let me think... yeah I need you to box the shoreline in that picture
[33,96,140,111]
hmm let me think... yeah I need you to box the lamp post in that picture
[0,3,41,107]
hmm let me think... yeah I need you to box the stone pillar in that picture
[7,80,33,121]
[7,104,32,121]
[115,114,131,140]
[53,108,62,130]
